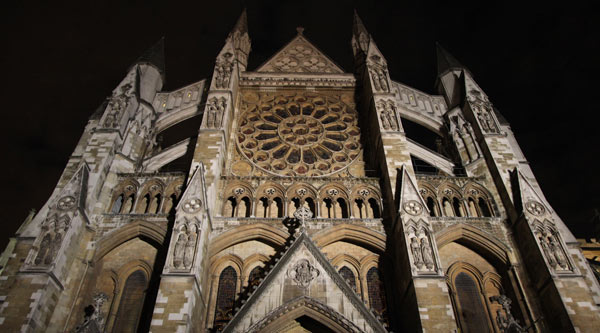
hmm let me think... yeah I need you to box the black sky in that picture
[1,1,599,250]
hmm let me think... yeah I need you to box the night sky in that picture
[1,1,598,250]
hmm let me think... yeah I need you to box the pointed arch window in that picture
[112,270,148,332]
[454,272,492,332]
[366,267,387,317]
[248,266,262,289]
[214,266,237,328]
[338,266,356,292]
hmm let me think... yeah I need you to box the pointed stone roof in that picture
[352,9,369,39]
[256,29,344,74]
[176,163,207,214]
[513,168,576,242]
[223,230,386,332]
[397,165,428,216]
[230,8,248,35]
[436,42,467,76]
[133,37,165,78]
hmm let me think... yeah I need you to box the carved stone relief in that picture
[31,215,70,267]
[406,224,437,273]
[536,228,570,271]
[376,99,399,131]
[103,83,134,128]
[525,201,545,216]
[172,221,200,270]
[215,52,234,89]
[206,96,227,129]
[258,36,343,73]
[368,55,389,93]
[182,198,202,214]
[287,258,320,288]
[403,200,423,216]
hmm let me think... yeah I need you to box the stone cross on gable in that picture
[293,206,313,234]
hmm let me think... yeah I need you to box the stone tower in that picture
[0,10,599,333]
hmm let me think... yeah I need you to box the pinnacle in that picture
[435,42,465,76]
[352,9,368,37]
[134,37,165,77]
[232,8,248,35]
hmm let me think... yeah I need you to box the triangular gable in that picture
[49,163,90,212]
[397,165,429,216]
[224,231,386,333]
[256,32,344,74]
[176,163,208,214]
[513,167,576,243]
[514,168,553,217]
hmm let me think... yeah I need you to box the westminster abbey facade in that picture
[0,10,599,333]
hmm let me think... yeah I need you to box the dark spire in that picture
[134,37,165,77]
[231,8,248,35]
[436,42,466,76]
[352,9,368,37]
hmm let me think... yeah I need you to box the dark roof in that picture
[436,42,467,76]
[133,37,165,78]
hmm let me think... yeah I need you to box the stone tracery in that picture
[238,91,362,177]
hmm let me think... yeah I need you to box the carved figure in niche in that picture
[288,259,319,288]
[370,69,382,91]
[549,235,568,270]
[173,233,187,269]
[410,237,423,268]
[206,97,225,128]
[215,52,234,88]
[35,234,52,265]
[538,233,556,268]
[103,83,133,128]
[183,228,197,268]
[46,233,62,265]
[420,236,434,270]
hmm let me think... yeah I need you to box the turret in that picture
[434,43,468,109]
[130,37,165,103]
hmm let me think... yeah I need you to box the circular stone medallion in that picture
[403,200,423,216]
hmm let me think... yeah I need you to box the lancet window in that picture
[109,180,138,214]
[366,267,387,318]
[112,270,148,332]
[339,266,357,292]
[214,266,237,329]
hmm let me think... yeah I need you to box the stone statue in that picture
[420,237,434,269]
[549,235,568,269]
[370,69,382,91]
[173,233,186,269]
[215,53,234,89]
[183,230,197,268]
[378,68,389,92]
[206,97,219,128]
[410,237,423,268]
[385,101,398,131]
[35,234,52,265]
[539,234,557,268]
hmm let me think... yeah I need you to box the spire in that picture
[351,10,372,58]
[435,42,466,76]
[231,8,248,35]
[134,37,166,77]
[353,9,368,37]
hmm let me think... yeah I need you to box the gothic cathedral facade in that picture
[1,10,599,333]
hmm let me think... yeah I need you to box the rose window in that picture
[238,92,362,177]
